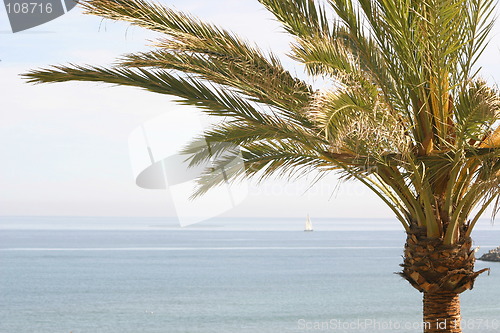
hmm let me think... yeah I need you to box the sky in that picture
[1,0,500,225]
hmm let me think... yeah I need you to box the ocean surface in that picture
[0,217,499,333]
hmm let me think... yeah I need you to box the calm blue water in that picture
[0,218,499,332]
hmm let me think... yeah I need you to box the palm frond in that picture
[258,0,330,38]
[23,65,270,122]
[455,79,500,145]
[191,139,333,198]
[58,0,317,128]
[118,49,314,126]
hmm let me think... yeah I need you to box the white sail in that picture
[304,215,313,232]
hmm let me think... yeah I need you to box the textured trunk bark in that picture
[400,227,484,294]
[423,291,461,333]
[400,227,489,333]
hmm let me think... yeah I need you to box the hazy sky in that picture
[1,0,500,224]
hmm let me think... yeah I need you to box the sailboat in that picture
[304,214,313,232]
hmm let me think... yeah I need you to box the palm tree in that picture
[24,0,499,332]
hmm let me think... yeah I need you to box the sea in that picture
[0,216,499,333]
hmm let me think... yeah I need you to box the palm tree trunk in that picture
[423,291,461,333]
[400,227,489,333]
